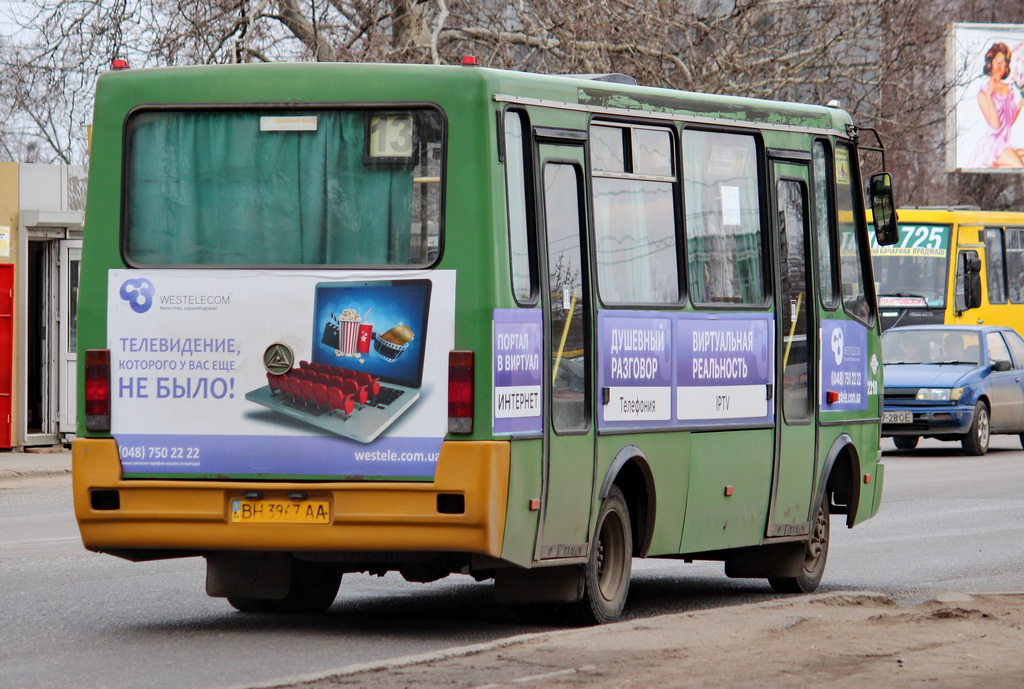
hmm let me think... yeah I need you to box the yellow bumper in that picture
[72,438,510,557]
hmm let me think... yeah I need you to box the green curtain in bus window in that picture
[126,111,414,265]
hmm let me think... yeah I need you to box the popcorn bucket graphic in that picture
[336,308,373,357]
[339,319,360,356]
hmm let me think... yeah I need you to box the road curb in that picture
[0,467,71,480]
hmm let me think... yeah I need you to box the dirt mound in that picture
[264,592,1024,689]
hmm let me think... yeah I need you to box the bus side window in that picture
[811,141,839,309]
[682,130,765,305]
[504,110,536,304]
[591,123,680,305]
[834,142,873,324]
[1007,228,1024,303]
[983,228,1007,304]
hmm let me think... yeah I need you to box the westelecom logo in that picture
[119,278,155,314]
[830,326,844,365]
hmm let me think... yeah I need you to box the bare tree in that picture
[2,0,1024,211]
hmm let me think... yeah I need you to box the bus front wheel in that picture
[562,485,632,625]
[768,492,830,594]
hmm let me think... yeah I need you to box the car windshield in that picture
[882,329,981,365]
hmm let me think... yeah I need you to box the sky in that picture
[0,0,33,45]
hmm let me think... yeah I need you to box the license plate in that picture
[230,498,331,524]
[882,411,913,424]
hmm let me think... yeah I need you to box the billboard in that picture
[949,23,1024,172]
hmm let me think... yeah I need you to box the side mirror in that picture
[869,173,899,246]
[992,359,1012,372]
[962,253,982,310]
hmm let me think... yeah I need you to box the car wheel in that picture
[961,401,990,456]
[1020,434,1024,450]
[893,436,919,450]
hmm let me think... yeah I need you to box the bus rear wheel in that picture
[227,561,341,614]
[272,561,342,614]
[768,492,830,594]
[562,485,632,626]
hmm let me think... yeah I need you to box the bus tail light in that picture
[448,351,474,434]
[85,349,112,432]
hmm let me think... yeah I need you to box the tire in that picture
[961,402,990,456]
[893,436,919,450]
[768,492,830,594]
[561,485,632,626]
[271,560,342,614]
[1019,434,1024,450]
[227,561,342,614]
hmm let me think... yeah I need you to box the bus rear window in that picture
[124,108,444,266]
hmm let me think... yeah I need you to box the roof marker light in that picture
[461,55,479,66]
[112,58,129,70]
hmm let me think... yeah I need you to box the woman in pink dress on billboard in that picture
[972,42,1024,168]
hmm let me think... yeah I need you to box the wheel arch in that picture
[815,433,862,528]
[598,444,656,557]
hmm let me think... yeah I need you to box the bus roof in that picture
[94,61,853,136]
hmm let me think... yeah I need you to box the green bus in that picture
[74,60,895,625]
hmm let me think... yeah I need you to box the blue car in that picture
[881,325,1024,455]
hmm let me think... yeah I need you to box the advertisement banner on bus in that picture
[820,320,870,412]
[106,269,455,479]
[598,311,775,430]
[492,309,544,436]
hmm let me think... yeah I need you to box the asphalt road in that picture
[1,435,1022,689]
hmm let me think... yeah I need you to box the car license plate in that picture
[229,498,331,524]
[882,411,913,424]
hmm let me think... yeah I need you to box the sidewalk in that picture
[0,445,72,479]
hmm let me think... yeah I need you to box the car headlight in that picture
[916,387,964,401]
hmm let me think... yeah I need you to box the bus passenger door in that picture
[768,159,817,538]
[534,136,596,562]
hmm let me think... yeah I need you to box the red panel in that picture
[0,264,12,448]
